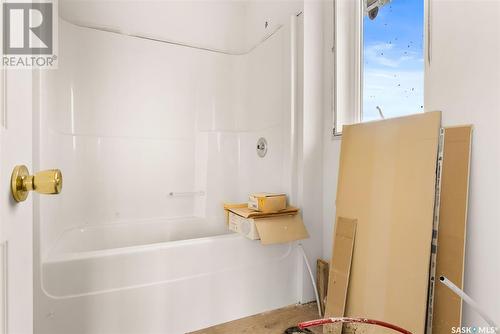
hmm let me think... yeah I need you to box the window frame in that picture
[332,0,430,137]
[332,0,363,137]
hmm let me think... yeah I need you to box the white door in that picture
[0,69,34,334]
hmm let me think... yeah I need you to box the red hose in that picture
[298,317,413,334]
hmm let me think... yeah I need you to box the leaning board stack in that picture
[324,113,473,334]
[325,112,442,334]
[224,193,309,245]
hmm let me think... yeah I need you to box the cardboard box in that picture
[248,193,287,213]
[225,205,309,245]
[223,203,248,225]
[228,212,260,240]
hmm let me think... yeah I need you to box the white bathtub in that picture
[46,217,230,259]
[37,218,300,334]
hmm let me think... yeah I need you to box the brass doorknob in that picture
[11,165,63,202]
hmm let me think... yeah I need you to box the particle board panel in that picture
[188,303,322,334]
[431,126,472,333]
[336,112,441,334]
[324,217,357,334]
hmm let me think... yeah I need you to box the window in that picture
[362,0,424,121]
[332,0,425,135]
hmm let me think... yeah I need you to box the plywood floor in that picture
[189,303,322,334]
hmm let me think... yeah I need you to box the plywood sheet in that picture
[316,259,330,316]
[324,217,357,334]
[188,303,322,334]
[336,112,441,333]
[431,126,472,333]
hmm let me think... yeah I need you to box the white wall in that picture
[244,0,303,49]
[426,0,500,326]
[321,0,338,261]
[60,0,302,54]
[59,1,248,53]
[322,0,500,326]
[297,0,325,303]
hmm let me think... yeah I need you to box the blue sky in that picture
[363,0,424,121]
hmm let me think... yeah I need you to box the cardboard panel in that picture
[254,214,309,245]
[228,206,299,219]
[432,126,472,333]
[324,217,357,334]
[336,112,441,333]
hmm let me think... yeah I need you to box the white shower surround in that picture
[34,10,302,333]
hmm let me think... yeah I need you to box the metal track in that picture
[425,127,445,334]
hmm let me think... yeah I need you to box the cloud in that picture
[363,68,424,121]
[364,42,420,68]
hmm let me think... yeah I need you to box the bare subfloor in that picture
[189,302,322,334]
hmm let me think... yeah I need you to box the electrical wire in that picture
[298,317,412,334]
[297,244,322,317]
